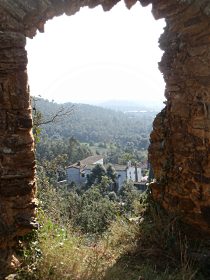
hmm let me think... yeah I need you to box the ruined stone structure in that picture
[0,0,210,276]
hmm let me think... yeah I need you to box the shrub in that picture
[119,182,140,213]
[74,186,118,234]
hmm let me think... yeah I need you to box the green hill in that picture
[33,97,157,150]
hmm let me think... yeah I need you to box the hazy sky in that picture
[26,1,166,107]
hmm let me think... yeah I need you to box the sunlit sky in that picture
[26,1,166,107]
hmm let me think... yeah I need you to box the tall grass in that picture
[17,212,139,280]
[17,196,204,280]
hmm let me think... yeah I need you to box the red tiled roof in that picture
[67,155,103,169]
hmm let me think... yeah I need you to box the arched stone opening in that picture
[0,0,210,275]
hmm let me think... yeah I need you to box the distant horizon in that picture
[35,96,164,111]
[37,97,165,108]
[72,98,164,110]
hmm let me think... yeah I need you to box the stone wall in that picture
[0,0,210,276]
[149,0,210,234]
[0,8,38,277]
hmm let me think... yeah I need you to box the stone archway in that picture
[1,0,210,275]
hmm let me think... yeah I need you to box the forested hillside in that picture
[33,97,157,149]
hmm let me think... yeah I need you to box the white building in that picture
[66,155,103,186]
[66,156,142,190]
[114,162,142,190]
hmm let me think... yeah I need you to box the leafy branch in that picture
[31,96,74,143]
[32,97,74,126]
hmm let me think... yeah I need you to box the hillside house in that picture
[67,156,142,190]
[66,155,103,185]
[114,162,142,190]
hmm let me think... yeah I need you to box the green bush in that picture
[119,182,140,213]
[75,186,118,234]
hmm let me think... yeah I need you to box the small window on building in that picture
[81,173,85,178]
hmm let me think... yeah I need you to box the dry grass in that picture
[17,199,204,280]
[17,213,140,280]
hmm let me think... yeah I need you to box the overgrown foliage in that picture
[17,179,205,280]
[37,167,140,234]
[16,98,206,279]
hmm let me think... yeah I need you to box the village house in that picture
[66,155,104,186]
[114,162,142,190]
[66,156,143,190]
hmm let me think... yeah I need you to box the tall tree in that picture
[106,164,117,182]
[86,164,106,186]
